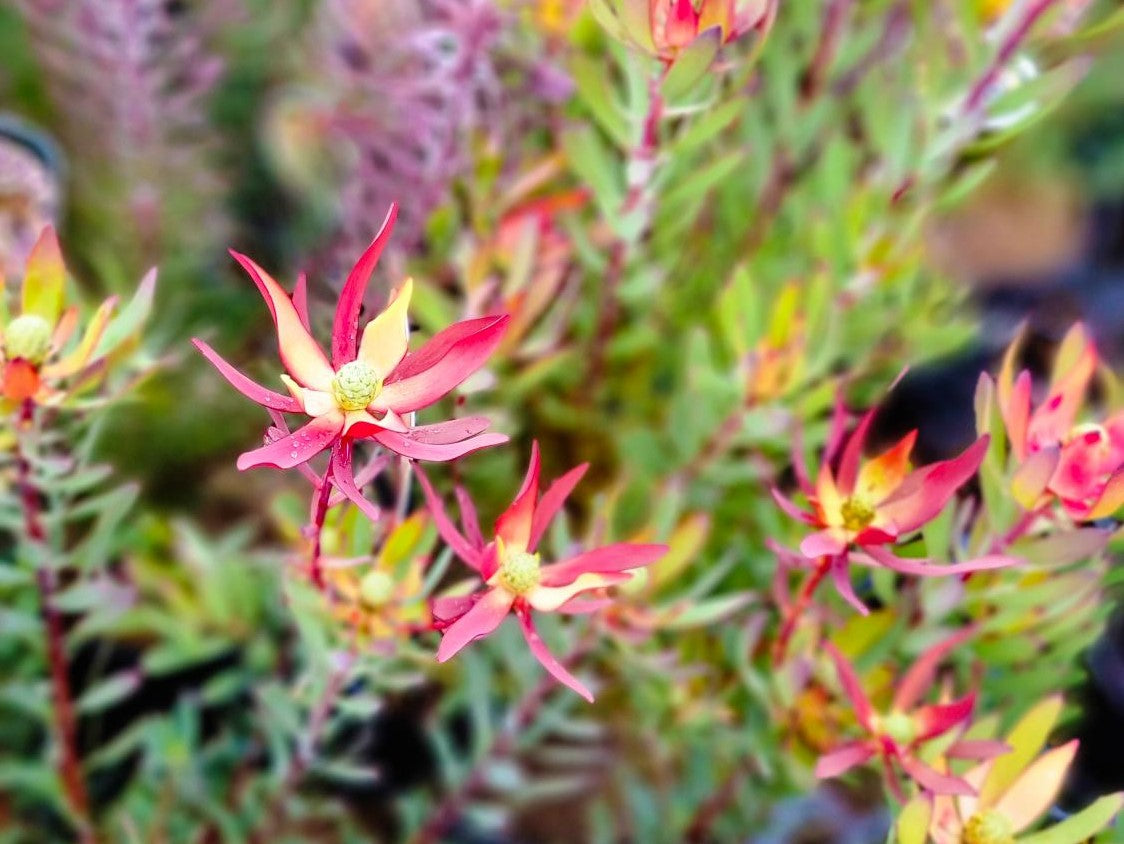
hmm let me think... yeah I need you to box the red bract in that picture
[418,443,668,701]
[997,324,1124,521]
[816,632,1007,801]
[773,405,1013,612]
[194,204,510,487]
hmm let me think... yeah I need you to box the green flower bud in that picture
[5,314,52,365]
[332,360,382,411]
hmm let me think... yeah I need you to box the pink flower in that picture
[816,631,1007,801]
[597,0,777,62]
[773,403,1013,612]
[418,443,667,701]
[997,323,1124,521]
[194,204,511,495]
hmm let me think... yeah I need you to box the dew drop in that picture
[290,450,299,459]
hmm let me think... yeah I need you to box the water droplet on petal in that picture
[290,450,299,459]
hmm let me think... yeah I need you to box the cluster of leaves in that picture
[2,1,1124,843]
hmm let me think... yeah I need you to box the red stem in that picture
[589,66,667,383]
[963,0,1061,114]
[16,401,96,843]
[772,555,832,667]
[307,458,334,590]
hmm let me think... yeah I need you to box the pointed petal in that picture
[831,554,869,615]
[21,225,65,323]
[495,442,541,552]
[414,466,485,570]
[555,597,614,615]
[436,588,513,661]
[529,463,589,552]
[815,741,875,779]
[230,251,333,391]
[913,696,975,741]
[856,547,1017,577]
[236,412,343,470]
[946,740,1010,761]
[330,442,382,523]
[993,740,1078,832]
[332,203,398,367]
[527,572,631,611]
[196,341,308,414]
[771,487,818,525]
[193,339,303,412]
[1086,467,1124,520]
[893,627,976,711]
[814,463,843,523]
[372,428,508,461]
[456,485,484,548]
[1004,370,1032,460]
[293,271,310,331]
[1029,332,1096,445]
[49,306,78,352]
[900,756,975,796]
[539,543,667,587]
[825,641,874,730]
[431,594,478,627]
[376,314,510,414]
[358,277,413,377]
[877,436,989,534]
[858,430,917,502]
[41,296,118,378]
[387,416,493,444]
[837,408,877,495]
[1012,446,1061,509]
[800,529,847,558]
[515,605,593,701]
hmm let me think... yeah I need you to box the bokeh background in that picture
[2,1,1124,841]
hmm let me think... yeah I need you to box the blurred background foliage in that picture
[1,0,1124,841]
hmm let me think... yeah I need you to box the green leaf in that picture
[661,27,721,103]
[979,696,1063,806]
[572,53,632,148]
[20,227,65,323]
[1019,794,1124,844]
[94,267,156,358]
[663,594,754,629]
[894,797,931,844]
[561,125,624,219]
[76,670,141,714]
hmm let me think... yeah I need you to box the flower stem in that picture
[962,0,1062,115]
[409,632,597,844]
[772,555,832,667]
[589,64,667,383]
[308,468,334,591]
[16,402,96,843]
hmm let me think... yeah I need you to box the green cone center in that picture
[332,360,382,411]
[5,314,52,365]
[359,570,395,607]
[962,810,1015,844]
[840,496,876,532]
[879,711,916,746]
[499,549,541,595]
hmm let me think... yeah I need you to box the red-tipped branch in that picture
[17,402,96,844]
[772,555,832,667]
